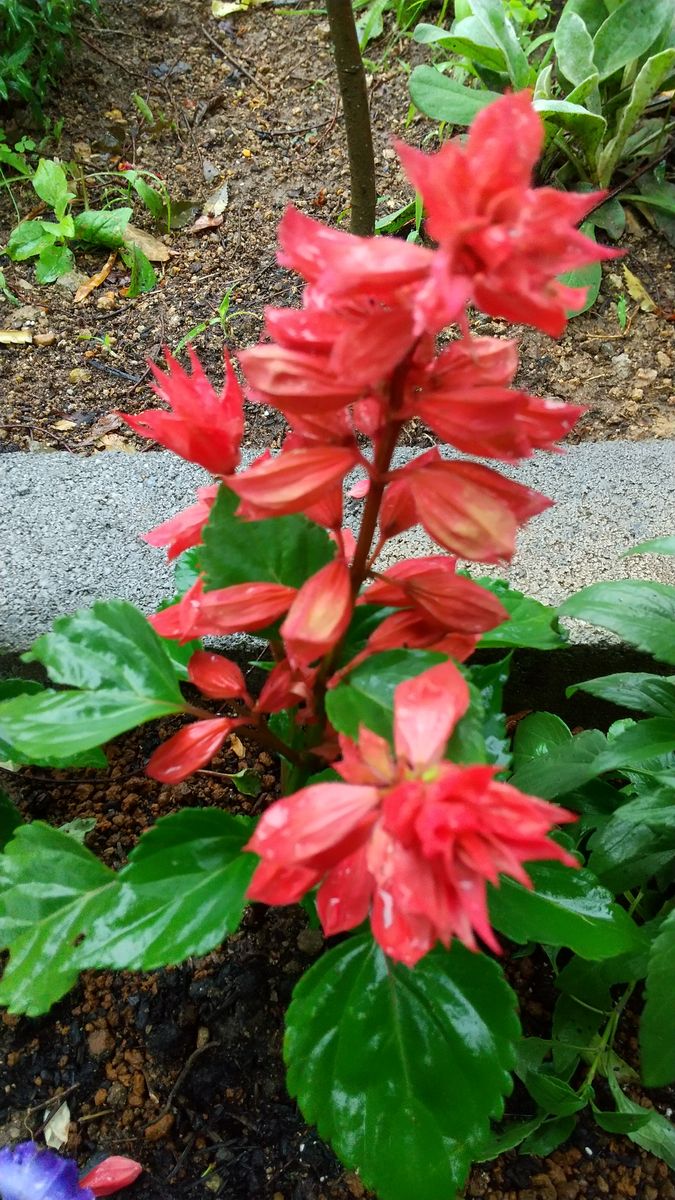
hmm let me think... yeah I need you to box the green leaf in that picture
[79,810,255,971]
[201,485,334,590]
[326,649,445,741]
[488,861,644,959]
[7,219,56,261]
[0,822,118,1014]
[592,0,673,81]
[554,10,597,88]
[533,99,606,155]
[227,767,262,797]
[641,909,675,1086]
[473,578,567,649]
[409,65,501,125]
[285,935,520,1200]
[469,0,530,87]
[0,689,182,761]
[559,580,675,666]
[626,536,675,558]
[607,1070,675,1169]
[520,1070,587,1117]
[35,243,74,283]
[476,1116,545,1160]
[0,601,186,759]
[592,1107,653,1134]
[552,992,604,1075]
[72,207,132,248]
[597,49,675,186]
[605,787,675,831]
[512,712,572,771]
[59,817,97,844]
[510,728,608,798]
[591,195,626,238]
[413,22,508,72]
[519,1114,577,1156]
[24,599,184,699]
[559,221,602,316]
[468,656,511,770]
[568,673,675,717]
[0,790,23,851]
[120,243,157,297]
[32,158,74,221]
[0,678,108,769]
[588,819,675,891]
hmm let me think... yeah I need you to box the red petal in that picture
[146,717,247,784]
[188,650,249,701]
[80,1156,142,1196]
[394,660,470,769]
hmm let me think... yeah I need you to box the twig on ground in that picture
[200,25,269,98]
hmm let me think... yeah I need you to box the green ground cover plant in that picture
[0,0,98,112]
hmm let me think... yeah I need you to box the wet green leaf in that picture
[286,935,520,1200]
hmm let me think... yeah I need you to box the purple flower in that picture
[0,1142,93,1200]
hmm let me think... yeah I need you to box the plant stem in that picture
[325,0,377,236]
[349,355,411,594]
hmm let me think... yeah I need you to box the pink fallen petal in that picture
[80,1156,142,1196]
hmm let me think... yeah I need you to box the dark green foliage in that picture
[0,0,98,112]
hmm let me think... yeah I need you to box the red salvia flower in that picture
[396,91,619,337]
[246,661,576,965]
[120,349,243,475]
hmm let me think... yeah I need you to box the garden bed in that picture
[2,722,674,1200]
[0,0,674,455]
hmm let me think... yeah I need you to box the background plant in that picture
[410,0,675,212]
[0,0,98,113]
[3,156,158,294]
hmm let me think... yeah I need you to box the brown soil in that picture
[2,721,675,1200]
[0,1,674,456]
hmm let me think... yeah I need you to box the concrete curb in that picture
[1,440,673,679]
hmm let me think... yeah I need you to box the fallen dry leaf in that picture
[230,734,246,758]
[53,418,77,431]
[0,329,32,345]
[80,413,124,444]
[74,252,117,304]
[123,224,171,263]
[187,213,224,234]
[623,265,657,312]
[100,433,136,451]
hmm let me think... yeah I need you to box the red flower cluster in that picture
[119,92,612,960]
[247,661,577,965]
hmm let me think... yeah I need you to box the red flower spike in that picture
[120,349,243,475]
[281,559,353,667]
[150,578,297,643]
[188,651,251,703]
[79,1156,142,1196]
[147,717,249,784]
[227,445,359,518]
[396,91,619,337]
[143,484,219,561]
[246,661,578,966]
